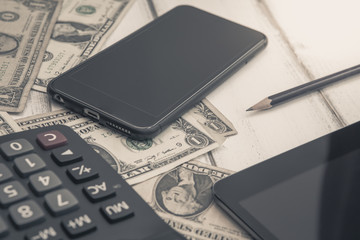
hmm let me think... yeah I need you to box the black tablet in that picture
[213,121,360,240]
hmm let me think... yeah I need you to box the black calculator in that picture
[0,125,184,240]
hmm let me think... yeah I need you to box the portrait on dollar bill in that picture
[51,21,97,43]
[133,161,248,240]
[156,166,213,217]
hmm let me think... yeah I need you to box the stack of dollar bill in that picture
[0,0,249,239]
[0,0,133,112]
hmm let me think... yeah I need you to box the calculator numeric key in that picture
[14,153,46,177]
[0,139,34,160]
[45,189,79,216]
[29,170,62,195]
[9,200,45,229]
[0,181,28,207]
[62,213,96,238]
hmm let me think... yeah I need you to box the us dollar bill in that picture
[64,116,222,185]
[33,0,134,92]
[16,100,237,139]
[0,112,22,135]
[16,99,236,183]
[188,99,237,138]
[0,0,62,112]
[133,161,251,240]
[16,109,82,129]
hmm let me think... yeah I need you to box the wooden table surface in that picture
[10,0,360,172]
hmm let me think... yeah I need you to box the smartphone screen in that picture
[49,6,266,138]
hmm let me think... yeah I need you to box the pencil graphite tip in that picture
[246,97,272,111]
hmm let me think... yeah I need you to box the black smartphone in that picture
[213,121,360,240]
[48,5,267,139]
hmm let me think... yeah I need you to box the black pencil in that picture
[247,64,360,111]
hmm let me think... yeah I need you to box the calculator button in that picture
[25,225,61,240]
[62,213,96,238]
[37,130,67,150]
[0,139,34,160]
[0,163,13,183]
[0,181,28,207]
[29,170,62,195]
[51,147,82,166]
[9,200,45,229]
[83,181,115,202]
[100,199,134,223]
[45,189,79,216]
[67,163,99,183]
[0,216,8,237]
[14,153,46,177]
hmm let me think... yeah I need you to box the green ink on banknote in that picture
[126,138,153,151]
[76,5,96,15]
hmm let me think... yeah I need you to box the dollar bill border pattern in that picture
[0,0,63,112]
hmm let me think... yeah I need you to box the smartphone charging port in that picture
[84,108,100,120]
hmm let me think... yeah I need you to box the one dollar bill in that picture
[0,112,21,135]
[17,99,237,139]
[0,0,62,112]
[133,160,251,240]
[63,116,222,185]
[33,0,134,92]
[186,99,237,138]
[16,100,235,184]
